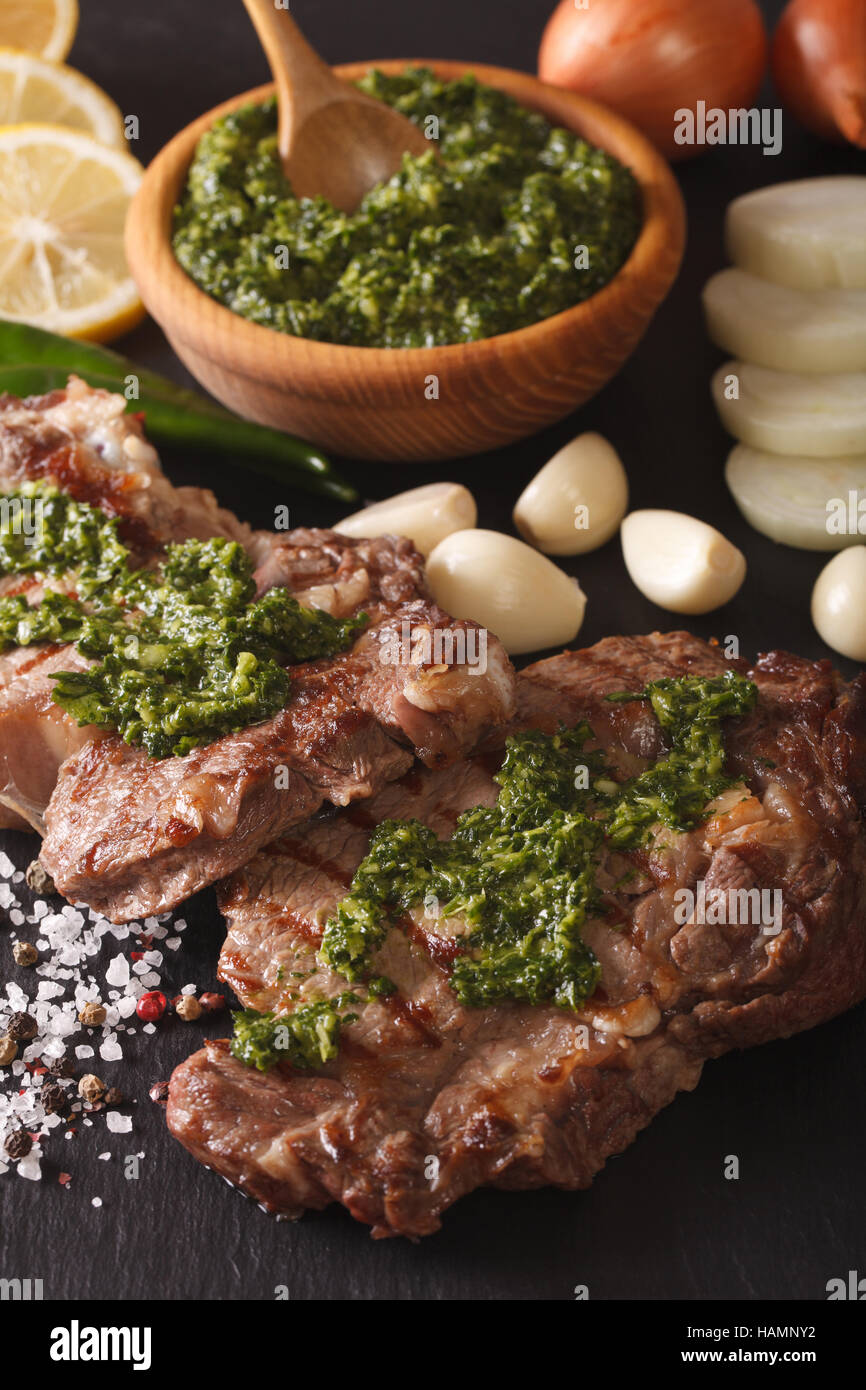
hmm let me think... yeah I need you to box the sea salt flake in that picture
[106,1112,132,1133]
[36,982,65,1000]
[105,956,130,988]
[17,1149,42,1181]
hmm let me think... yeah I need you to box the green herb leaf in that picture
[230,998,357,1072]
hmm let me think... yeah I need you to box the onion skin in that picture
[772,0,866,148]
[538,0,768,161]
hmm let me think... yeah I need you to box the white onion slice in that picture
[711,361,866,457]
[725,445,866,551]
[703,268,866,373]
[725,177,866,291]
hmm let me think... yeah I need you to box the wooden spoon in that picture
[242,0,430,212]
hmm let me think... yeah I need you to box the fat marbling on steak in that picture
[167,632,866,1238]
[0,380,514,908]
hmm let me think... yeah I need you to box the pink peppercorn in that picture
[136,990,167,1023]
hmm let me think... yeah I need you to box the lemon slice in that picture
[0,49,125,148]
[0,0,78,62]
[0,123,144,341]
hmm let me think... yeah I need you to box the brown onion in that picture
[772,0,866,148]
[538,0,768,161]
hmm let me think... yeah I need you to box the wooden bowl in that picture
[126,60,686,463]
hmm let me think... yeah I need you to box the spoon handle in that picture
[242,0,349,155]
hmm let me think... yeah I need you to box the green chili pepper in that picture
[0,323,356,503]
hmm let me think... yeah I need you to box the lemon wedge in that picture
[0,123,144,341]
[0,48,125,148]
[0,0,78,62]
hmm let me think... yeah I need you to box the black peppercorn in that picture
[46,1054,74,1079]
[7,1011,37,1041]
[25,859,55,896]
[41,1081,67,1114]
[4,1130,32,1159]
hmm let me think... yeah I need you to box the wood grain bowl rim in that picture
[126,59,687,404]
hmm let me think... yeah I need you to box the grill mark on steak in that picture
[167,632,866,1237]
[267,838,354,891]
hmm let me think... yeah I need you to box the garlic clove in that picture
[811,546,866,661]
[334,482,476,556]
[725,176,866,290]
[703,267,866,373]
[725,445,866,551]
[621,509,746,615]
[513,432,629,556]
[425,529,586,656]
[712,360,866,457]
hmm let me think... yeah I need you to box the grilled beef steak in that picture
[0,381,514,905]
[0,377,252,830]
[0,375,251,555]
[41,597,513,921]
[167,632,866,1238]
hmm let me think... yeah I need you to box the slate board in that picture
[3,0,864,1301]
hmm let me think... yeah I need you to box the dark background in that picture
[2,0,864,1300]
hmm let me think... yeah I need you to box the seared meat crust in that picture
[167,633,866,1237]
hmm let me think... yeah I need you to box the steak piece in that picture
[0,375,251,555]
[0,376,252,829]
[167,632,866,1237]
[0,380,515,869]
[0,645,94,832]
[40,598,513,921]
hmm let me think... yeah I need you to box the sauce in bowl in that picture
[172,67,642,349]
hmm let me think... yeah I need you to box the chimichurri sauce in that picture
[233,672,758,1070]
[173,68,642,348]
[0,483,366,757]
